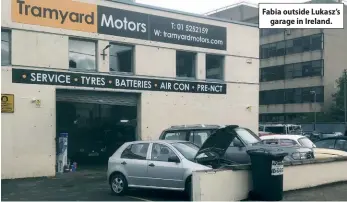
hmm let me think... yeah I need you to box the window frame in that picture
[261,34,324,59]
[150,143,181,162]
[120,143,150,160]
[205,54,225,81]
[189,130,212,147]
[1,29,11,66]
[279,139,298,146]
[68,37,97,72]
[109,42,135,75]
[260,86,324,105]
[261,60,324,82]
[176,50,197,79]
[161,130,188,141]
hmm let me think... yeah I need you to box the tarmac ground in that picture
[2,167,347,201]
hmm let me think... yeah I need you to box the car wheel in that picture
[110,173,128,196]
[185,177,192,201]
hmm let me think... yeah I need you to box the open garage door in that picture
[56,89,138,106]
[55,89,139,168]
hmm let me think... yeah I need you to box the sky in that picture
[134,0,309,14]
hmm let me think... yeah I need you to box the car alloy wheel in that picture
[110,174,128,195]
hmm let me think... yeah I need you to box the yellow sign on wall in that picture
[1,94,15,113]
[11,0,97,33]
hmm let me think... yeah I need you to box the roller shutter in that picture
[56,89,138,106]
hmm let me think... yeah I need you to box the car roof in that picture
[126,140,190,144]
[163,124,225,131]
[260,135,306,141]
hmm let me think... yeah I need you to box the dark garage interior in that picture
[55,90,138,168]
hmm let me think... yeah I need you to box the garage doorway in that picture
[56,89,139,169]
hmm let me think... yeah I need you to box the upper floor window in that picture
[69,38,96,71]
[260,86,324,105]
[260,28,285,37]
[206,54,224,80]
[260,34,323,59]
[109,43,133,73]
[260,60,323,82]
[176,51,196,78]
[1,30,11,66]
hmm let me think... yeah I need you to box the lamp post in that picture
[310,90,317,131]
[101,44,111,60]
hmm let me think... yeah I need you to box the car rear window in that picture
[162,131,188,141]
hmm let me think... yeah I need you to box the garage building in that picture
[1,0,259,179]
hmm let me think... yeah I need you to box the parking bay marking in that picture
[126,195,153,201]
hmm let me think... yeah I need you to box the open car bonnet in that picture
[194,125,239,159]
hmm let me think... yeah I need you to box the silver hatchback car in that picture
[107,140,210,196]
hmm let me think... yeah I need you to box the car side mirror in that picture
[168,155,180,163]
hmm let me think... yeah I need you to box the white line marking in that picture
[126,195,153,201]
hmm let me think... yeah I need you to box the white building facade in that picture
[1,0,259,179]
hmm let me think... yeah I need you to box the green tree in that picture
[330,72,347,121]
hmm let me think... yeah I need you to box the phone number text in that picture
[171,23,209,34]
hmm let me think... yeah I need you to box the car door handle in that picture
[148,163,155,167]
[121,161,127,165]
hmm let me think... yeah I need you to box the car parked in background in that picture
[160,125,314,164]
[260,135,347,159]
[261,135,315,148]
[259,124,303,135]
[159,124,221,147]
[314,136,347,152]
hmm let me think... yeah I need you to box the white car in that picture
[260,135,347,159]
[260,135,315,148]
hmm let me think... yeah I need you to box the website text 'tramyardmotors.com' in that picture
[153,29,224,46]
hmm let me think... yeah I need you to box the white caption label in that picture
[271,160,284,176]
[259,3,344,29]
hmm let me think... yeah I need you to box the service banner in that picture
[12,0,227,50]
[12,68,227,94]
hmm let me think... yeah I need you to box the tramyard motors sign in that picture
[12,68,227,94]
[12,0,227,50]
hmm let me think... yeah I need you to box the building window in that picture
[292,63,303,78]
[260,86,324,105]
[311,34,323,51]
[1,30,10,66]
[276,41,286,56]
[261,60,324,82]
[206,54,224,80]
[260,28,284,37]
[260,66,284,82]
[109,43,133,73]
[176,51,196,78]
[69,38,96,71]
[260,34,324,59]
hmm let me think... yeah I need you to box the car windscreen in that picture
[298,137,316,148]
[171,142,199,161]
[235,128,261,145]
[265,126,285,134]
